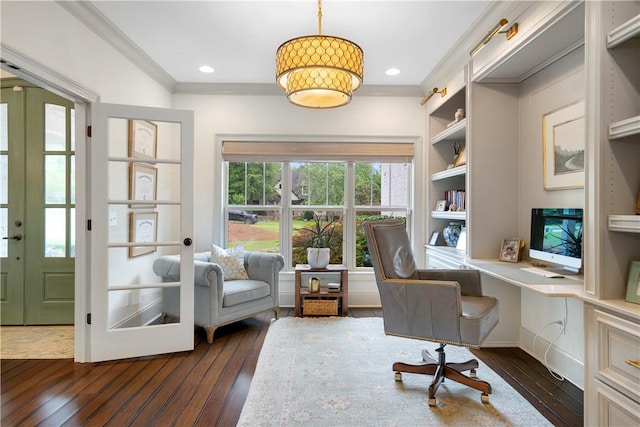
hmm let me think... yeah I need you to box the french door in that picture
[1,80,75,325]
[89,103,194,362]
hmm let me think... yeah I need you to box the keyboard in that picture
[520,267,565,278]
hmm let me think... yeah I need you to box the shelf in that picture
[431,211,466,220]
[609,115,640,140]
[431,165,466,181]
[608,215,640,233]
[431,118,466,144]
[607,13,640,49]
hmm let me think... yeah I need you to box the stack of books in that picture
[327,282,341,292]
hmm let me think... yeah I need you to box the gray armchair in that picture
[153,250,285,344]
[363,220,499,406]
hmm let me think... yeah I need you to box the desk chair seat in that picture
[363,220,499,406]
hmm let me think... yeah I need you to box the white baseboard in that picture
[111,298,163,329]
[520,326,584,390]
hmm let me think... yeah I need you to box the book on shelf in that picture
[444,190,465,210]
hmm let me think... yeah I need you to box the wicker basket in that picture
[303,299,338,316]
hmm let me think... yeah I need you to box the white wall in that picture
[516,47,586,387]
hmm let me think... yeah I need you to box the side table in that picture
[294,264,348,317]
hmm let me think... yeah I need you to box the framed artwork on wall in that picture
[129,212,158,258]
[130,163,157,208]
[542,100,585,190]
[129,119,157,159]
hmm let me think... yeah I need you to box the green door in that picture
[1,79,75,325]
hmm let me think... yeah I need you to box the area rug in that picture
[238,317,551,426]
[0,326,74,359]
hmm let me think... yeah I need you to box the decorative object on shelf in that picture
[307,247,330,269]
[454,145,467,167]
[636,190,640,214]
[435,200,447,212]
[129,119,157,159]
[498,238,523,263]
[275,0,363,109]
[455,108,465,121]
[429,231,439,246]
[419,86,447,106]
[456,226,467,250]
[300,212,341,269]
[543,100,585,190]
[449,204,458,211]
[469,18,518,57]
[443,222,462,247]
[625,260,640,304]
[309,277,321,293]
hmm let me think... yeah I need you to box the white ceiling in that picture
[88,0,490,91]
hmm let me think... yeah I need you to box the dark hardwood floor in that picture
[1,308,583,426]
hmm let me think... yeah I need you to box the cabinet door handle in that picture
[625,359,640,369]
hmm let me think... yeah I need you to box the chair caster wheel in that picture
[428,397,437,407]
[481,393,490,404]
[394,372,402,381]
[470,368,477,378]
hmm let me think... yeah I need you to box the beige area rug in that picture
[0,326,74,359]
[238,317,551,427]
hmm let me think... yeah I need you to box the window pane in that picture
[45,155,66,204]
[45,103,66,151]
[0,208,7,257]
[228,162,281,205]
[228,209,280,253]
[0,155,7,205]
[70,108,75,151]
[45,208,66,257]
[0,103,7,151]
[293,162,344,206]
[355,212,407,267]
[356,162,409,207]
[70,155,75,204]
[292,210,343,267]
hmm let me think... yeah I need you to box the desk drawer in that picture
[592,309,640,402]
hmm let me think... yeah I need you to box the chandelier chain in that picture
[317,0,323,35]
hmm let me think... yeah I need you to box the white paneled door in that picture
[89,103,194,362]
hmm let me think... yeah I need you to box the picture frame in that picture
[129,212,158,258]
[454,146,467,167]
[625,260,640,304]
[130,163,157,208]
[129,119,157,159]
[499,238,521,263]
[429,231,439,246]
[435,200,447,212]
[542,100,585,190]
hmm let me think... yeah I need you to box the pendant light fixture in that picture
[276,0,364,108]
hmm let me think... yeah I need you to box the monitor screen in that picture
[530,208,583,273]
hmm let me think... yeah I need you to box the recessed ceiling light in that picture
[199,65,214,73]
[385,68,400,76]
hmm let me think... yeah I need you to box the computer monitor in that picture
[530,208,583,274]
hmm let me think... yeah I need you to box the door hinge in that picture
[87,125,92,137]
[86,313,92,324]
[87,219,91,231]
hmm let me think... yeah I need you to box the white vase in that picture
[307,248,330,269]
[455,108,465,121]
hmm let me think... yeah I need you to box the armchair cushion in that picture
[210,244,249,280]
[223,280,270,307]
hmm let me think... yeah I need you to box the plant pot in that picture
[307,248,330,269]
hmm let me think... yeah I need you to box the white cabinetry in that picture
[585,305,640,425]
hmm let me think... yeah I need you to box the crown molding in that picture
[57,0,176,92]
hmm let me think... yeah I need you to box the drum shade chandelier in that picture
[276,0,364,108]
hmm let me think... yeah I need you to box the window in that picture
[223,140,413,270]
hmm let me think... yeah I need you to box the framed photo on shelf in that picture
[542,100,585,190]
[130,163,157,208]
[435,200,447,212]
[454,146,467,167]
[499,238,521,263]
[625,260,640,304]
[129,212,158,258]
[429,231,439,246]
[129,119,157,159]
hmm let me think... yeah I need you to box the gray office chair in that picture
[363,220,499,406]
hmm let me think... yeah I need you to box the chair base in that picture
[392,344,491,407]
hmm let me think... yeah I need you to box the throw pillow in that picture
[210,244,249,280]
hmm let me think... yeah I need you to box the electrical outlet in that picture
[109,212,117,226]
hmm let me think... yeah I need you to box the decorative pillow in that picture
[210,244,249,280]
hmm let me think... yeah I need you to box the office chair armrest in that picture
[415,269,483,296]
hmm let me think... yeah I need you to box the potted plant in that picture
[302,212,341,269]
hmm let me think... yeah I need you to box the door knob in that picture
[183,238,192,246]
[2,234,22,241]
